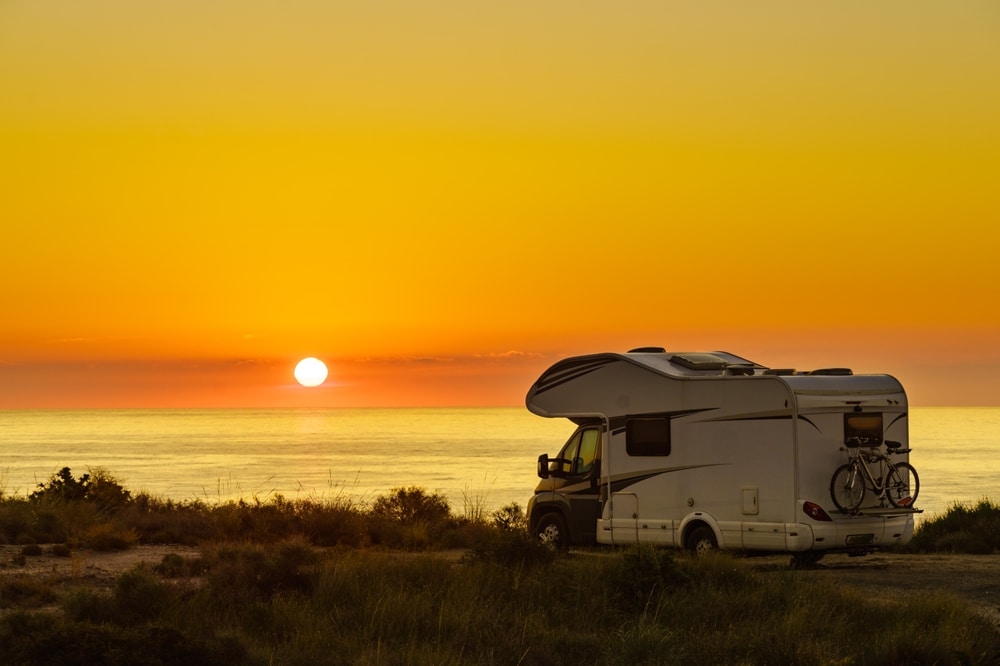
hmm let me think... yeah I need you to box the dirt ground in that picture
[0,544,202,595]
[746,551,1000,630]
[2,545,999,631]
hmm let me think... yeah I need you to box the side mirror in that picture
[536,454,550,479]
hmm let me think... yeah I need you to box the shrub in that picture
[30,467,130,510]
[371,486,451,525]
[203,538,317,605]
[30,467,89,503]
[155,552,191,578]
[464,508,554,568]
[610,544,690,612]
[0,576,57,610]
[491,502,527,531]
[369,487,453,549]
[114,566,173,624]
[298,499,368,547]
[0,500,33,545]
[83,523,138,552]
[61,588,117,624]
[907,497,1000,553]
[19,543,43,557]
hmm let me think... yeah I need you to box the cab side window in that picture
[574,428,599,474]
[555,427,600,476]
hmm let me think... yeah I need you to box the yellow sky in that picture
[1,1,998,407]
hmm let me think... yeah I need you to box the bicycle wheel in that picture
[885,462,919,508]
[830,463,865,513]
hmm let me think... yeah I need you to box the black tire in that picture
[830,463,865,513]
[685,525,717,556]
[885,462,920,508]
[535,512,569,550]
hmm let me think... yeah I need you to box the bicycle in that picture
[829,437,919,514]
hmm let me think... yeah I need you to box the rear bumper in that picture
[801,515,914,552]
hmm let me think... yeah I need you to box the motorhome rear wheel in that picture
[686,526,717,555]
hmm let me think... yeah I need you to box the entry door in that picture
[608,492,639,544]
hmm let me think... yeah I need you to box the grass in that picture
[1,469,998,664]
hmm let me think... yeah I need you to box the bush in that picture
[369,487,453,549]
[203,538,318,605]
[491,502,527,531]
[20,543,43,557]
[83,523,138,552]
[371,486,451,524]
[0,577,57,610]
[115,567,173,624]
[610,544,690,612]
[907,498,1000,553]
[30,467,131,510]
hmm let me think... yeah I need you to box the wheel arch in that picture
[528,496,572,537]
[678,513,724,549]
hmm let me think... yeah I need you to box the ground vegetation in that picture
[0,469,997,665]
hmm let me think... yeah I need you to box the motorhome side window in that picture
[626,418,670,456]
[555,428,600,475]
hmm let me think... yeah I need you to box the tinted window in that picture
[626,418,670,456]
[845,413,883,444]
[555,428,601,476]
[574,428,599,474]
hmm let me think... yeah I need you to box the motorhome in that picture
[525,347,919,565]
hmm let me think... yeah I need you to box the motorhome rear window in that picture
[845,413,883,443]
[626,418,671,456]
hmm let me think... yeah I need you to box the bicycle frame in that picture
[843,446,896,498]
[831,436,918,514]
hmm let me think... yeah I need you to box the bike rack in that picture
[848,507,923,517]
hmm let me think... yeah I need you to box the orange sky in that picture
[2,1,998,408]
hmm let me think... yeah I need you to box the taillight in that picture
[803,501,833,522]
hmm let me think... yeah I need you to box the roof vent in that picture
[763,368,796,376]
[628,346,666,353]
[669,353,727,371]
[807,368,853,376]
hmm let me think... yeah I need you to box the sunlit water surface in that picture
[2,407,997,520]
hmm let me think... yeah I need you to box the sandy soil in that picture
[0,544,203,604]
[2,545,998,630]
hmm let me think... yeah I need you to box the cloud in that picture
[474,350,543,359]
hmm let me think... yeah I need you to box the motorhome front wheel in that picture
[535,513,569,550]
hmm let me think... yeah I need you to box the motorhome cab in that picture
[525,347,919,565]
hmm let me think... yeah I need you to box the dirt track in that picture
[746,551,1000,630]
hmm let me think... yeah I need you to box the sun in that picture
[294,357,328,387]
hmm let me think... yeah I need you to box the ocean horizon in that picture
[2,406,997,522]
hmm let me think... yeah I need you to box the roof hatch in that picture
[669,353,728,371]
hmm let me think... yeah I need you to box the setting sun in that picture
[294,357,328,387]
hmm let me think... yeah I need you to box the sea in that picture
[1,407,998,523]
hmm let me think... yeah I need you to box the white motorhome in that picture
[525,347,919,565]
